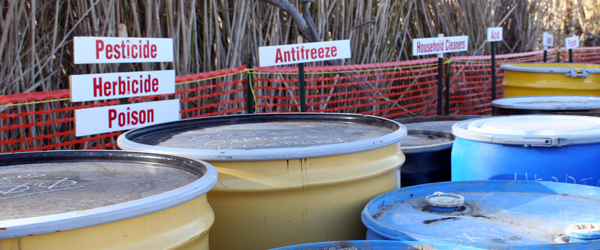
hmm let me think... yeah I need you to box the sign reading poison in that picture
[75,100,180,137]
[487,27,503,42]
[73,37,174,64]
[566,36,580,49]
[69,70,175,102]
[412,36,469,56]
[258,40,351,67]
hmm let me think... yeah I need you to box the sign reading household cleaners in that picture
[258,40,351,67]
[72,36,179,137]
[566,36,580,49]
[412,36,469,56]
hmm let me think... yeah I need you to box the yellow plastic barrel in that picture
[0,151,217,250]
[501,63,600,97]
[117,113,407,250]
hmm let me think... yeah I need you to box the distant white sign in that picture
[487,27,503,42]
[73,37,174,64]
[258,40,351,67]
[75,99,180,137]
[412,36,469,56]
[69,70,175,102]
[566,36,580,49]
[542,32,554,47]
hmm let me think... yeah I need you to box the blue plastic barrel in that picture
[270,240,484,250]
[451,115,600,186]
[362,180,600,248]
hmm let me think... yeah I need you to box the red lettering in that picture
[325,47,331,57]
[275,49,283,63]
[318,48,325,58]
[131,111,138,125]
[152,78,159,92]
[147,109,154,123]
[108,109,117,128]
[132,45,138,58]
[143,40,150,58]
[151,45,157,58]
[331,46,337,57]
[96,40,104,59]
[104,80,111,96]
[93,78,102,97]
[106,44,113,59]
[311,48,317,59]
[139,110,146,124]
[144,75,151,92]
[114,44,121,59]
[118,112,126,127]
[118,77,126,95]
[284,51,291,62]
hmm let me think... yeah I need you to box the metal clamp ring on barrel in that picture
[566,69,589,78]
[499,137,570,147]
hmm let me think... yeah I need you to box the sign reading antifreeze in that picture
[412,36,469,56]
[542,32,554,47]
[73,37,174,64]
[75,100,180,137]
[258,40,351,67]
[69,70,175,102]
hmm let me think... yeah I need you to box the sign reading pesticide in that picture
[75,99,180,137]
[69,70,175,102]
[566,36,580,49]
[258,40,351,67]
[73,37,174,64]
[412,36,469,56]
[487,27,503,42]
[542,32,554,47]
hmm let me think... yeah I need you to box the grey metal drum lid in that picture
[0,151,218,239]
[361,180,600,247]
[395,115,484,133]
[492,96,600,110]
[118,113,407,161]
[401,129,454,154]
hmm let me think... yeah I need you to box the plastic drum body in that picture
[117,113,407,250]
[493,95,600,116]
[0,151,218,250]
[451,115,600,186]
[400,129,454,187]
[362,180,600,249]
[501,63,600,97]
[270,240,484,250]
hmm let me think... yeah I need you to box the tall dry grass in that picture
[1,0,600,95]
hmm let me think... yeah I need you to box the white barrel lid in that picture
[452,115,600,147]
[501,63,600,74]
[492,96,600,111]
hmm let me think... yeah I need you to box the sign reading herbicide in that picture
[75,100,179,137]
[258,40,351,67]
[487,27,503,42]
[412,36,468,56]
[566,36,580,49]
[73,37,174,64]
[69,70,175,102]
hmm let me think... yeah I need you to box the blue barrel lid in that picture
[269,240,485,250]
[492,96,600,111]
[361,180,600,248]
[452,115,600,147]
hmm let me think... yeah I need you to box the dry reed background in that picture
[1,0,599,95]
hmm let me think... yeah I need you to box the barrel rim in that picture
[491,95,600,110]
[452,115,600,146]
[361,180,600,247]
[117,113,407,161]
[0,150,218,239]
[501,63,600,74]
[401,129,454,154]
[269,240,485,250]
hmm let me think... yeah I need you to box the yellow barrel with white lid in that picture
[501,63,600,97]
[117,113,407,250]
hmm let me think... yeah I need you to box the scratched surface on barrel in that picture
[362,181,600,246]
[0,162,198,220]
[150,121,395,150]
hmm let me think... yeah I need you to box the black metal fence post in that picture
[444,59,451,116]
[437,57,444,116]
[246,62,255,114]
[491,41,497,115]
[298,63,307,112]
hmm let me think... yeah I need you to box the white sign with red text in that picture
[69,70,175,102]
[73,37,174,64]
[75,99,180,137]
[412,36,469,56]
[487,27,503,42]
[258,40,351,67]
[566,36,580,49]
[542,32,554,47]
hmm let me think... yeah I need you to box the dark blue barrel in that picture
[270,240,483,250]
[400,129,454,187]
[451,115,600,186]
[362,180,600,248]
